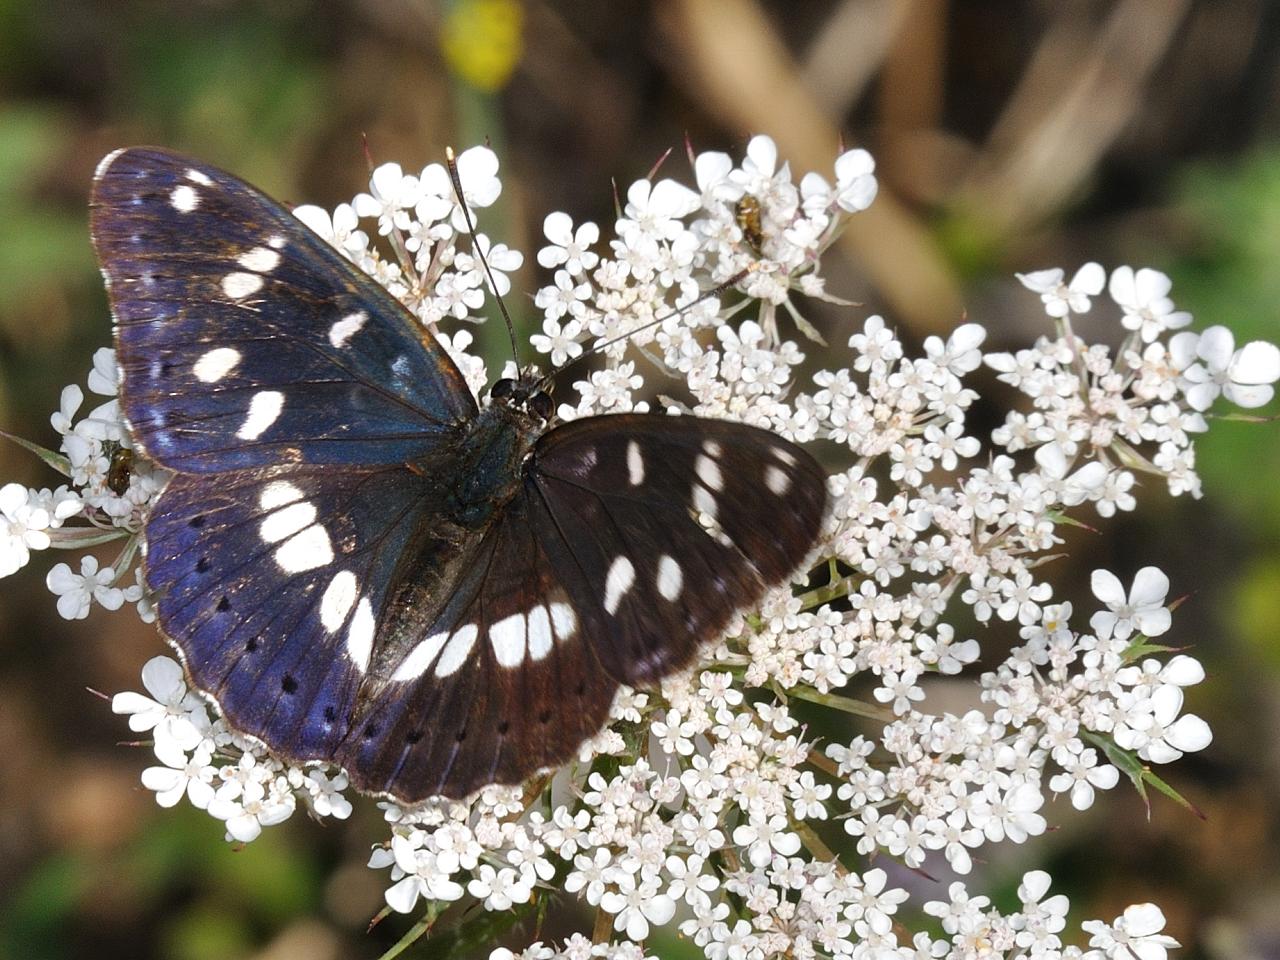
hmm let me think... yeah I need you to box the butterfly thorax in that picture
[434,400,543,527]
[360,395,546,686]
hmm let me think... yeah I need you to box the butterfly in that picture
[89,147,829,802]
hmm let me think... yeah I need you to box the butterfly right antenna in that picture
[537,264,757,391]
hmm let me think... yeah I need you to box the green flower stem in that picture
[377,901,441,960]
[805,748,841,778]
[792,819,847,875]
[798,575,857,610]
[592,904,614,944]
[787,685,896,723]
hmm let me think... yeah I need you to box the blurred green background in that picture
[1,1,1279,958]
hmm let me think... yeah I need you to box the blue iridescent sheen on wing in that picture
[91,148,475,473]
[144,466,435,756]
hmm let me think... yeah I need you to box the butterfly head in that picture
[489,376,555,424]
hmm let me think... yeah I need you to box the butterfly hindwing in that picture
[147,411,827,802]
[144,465,436,758]
[328,482,617,799]
[91,147,476,473]
[332,415,828,801]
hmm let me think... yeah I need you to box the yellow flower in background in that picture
[441,0,524,92]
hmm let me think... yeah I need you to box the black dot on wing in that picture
[405,729,422,744]
[538,709,552,725]
[281,673,297,694]
[245,637,258,652]
[322,705,337,724]
[196,556,210,573]
[216,595,231,612]
[575,680,586,697]
[363,722,381,739]
[497,719,510,736]
[455,727,468,743]
[188,515,206,529]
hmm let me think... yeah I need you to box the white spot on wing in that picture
[170,184,199,212]
[260,480,303,510]
[765,464,791,495]
[239,246,281,273]
[489,613,527,668]
[696,454,722,491]
[392,631,450,681]
[267,234,286,249]
[550,602,577,640]
[193,346,241,383]
[527,606,553,660]
[346,597,375,672]
[328,311,367,348]
[703,439,723,458]
[260,500,317,543]
[627,440,644,486]
[222,271,263,300]
[185,168,213,186]
[274,524,332,573]
[434,624,479,677]
[693,483,718,521]
[657,555,683,601]
[773,446,797,466]
[237,390,284,440]
[604,556,635,616]
[320,570,358,632]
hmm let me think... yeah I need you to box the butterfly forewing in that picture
[91,147,475,473]
[96,147,831,804]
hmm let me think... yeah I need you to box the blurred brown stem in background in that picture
[657,0,966,336]
[958,0,1193,236]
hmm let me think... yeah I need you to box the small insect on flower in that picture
[735,194,765,254]
[106,443,134,495]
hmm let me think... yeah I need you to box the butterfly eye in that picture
[490,378,516,400]
[529,391,554,421]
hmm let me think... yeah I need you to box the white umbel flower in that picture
[1089,567,1171,641]
[1018,262,1105,318]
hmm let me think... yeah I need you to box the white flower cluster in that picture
[0,346,164,616]
[112,655,351,840]
[5,134,1276,958]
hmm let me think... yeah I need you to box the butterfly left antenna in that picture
[445,146,523,379]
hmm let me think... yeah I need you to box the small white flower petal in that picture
[1165,713,1213,753]
[141,656,187,702]
[1230,340,1280,385]
[1196,325,1235,369]
[385,876,422,914]
[1128,566,1170,608]
[1090,569,1126,606]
